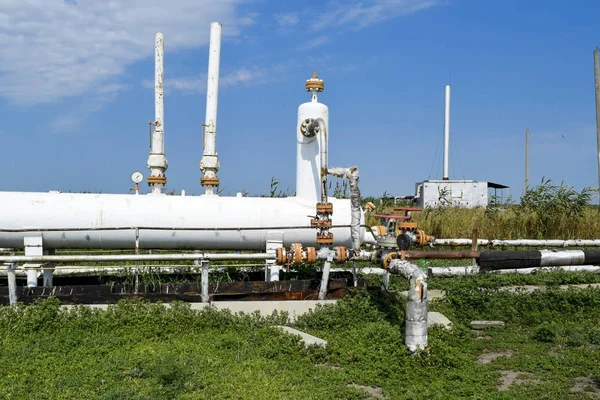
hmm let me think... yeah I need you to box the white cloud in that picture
[0,0,252,105]
[275,11,299,34]
[275,12,299,28]
[298,36,329,50]
[313,0,441,30]
[51,83,127,132]
[144,65,284,94]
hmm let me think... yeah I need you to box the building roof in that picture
[487,182,509,189]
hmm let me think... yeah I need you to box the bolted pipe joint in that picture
[388,259,428,352]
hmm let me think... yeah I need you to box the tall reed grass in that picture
[366,178,599,239]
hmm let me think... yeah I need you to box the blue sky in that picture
[1,0,599,199]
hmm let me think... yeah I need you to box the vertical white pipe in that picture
[443,85,451,180]
[200,22,222,194]
[318,257,333,300]
[201,260,209,303]
[147,32,168,194]
[7,263,17,305]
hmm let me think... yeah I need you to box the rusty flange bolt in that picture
[316,232,334,245]
[290,243,303,265]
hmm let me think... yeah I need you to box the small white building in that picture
[413,180,508,208]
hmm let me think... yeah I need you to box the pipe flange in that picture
[398,222,418,229]
[290,243,303,265]
[383,251,399,269]
[365,202,376,212]
[305,71,324,92]
[147,176,167,185]
[316,232,334,245]
[276,248,287,265]
[311,218,332,229]
[316,203,333,215]
[334,246,347,264]
[373,225,387,237]
[200,177,220,187]
[306,247,317,264]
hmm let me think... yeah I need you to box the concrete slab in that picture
[61,300,337,322]
[275,326,327,347]
[428,311,452,329]
[471,320,505,329]
[212,300,336,322]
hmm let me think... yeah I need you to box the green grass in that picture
[2,272,600,399]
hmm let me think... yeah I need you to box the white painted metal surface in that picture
[147,32,168,194]
[200,22,222,194]
[296,92,328,202]
[415,180,488,208]
[0,192,361,250]
[443,85,451,180]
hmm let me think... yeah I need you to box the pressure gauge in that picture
[130,171,144,184]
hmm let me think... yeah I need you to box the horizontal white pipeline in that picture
[433,239,600,247]
[429,265,600,277]
[0,253,274,264]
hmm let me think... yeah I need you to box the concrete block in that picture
[275,326,327,347]
[428,311,452,329]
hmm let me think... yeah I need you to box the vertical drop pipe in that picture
[443,85,451,180]
[200,22,222,194]
[147,32,168,194]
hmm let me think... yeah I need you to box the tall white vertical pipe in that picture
[443,85,451,180]
[200,22,222,195]
[147,32,168,194]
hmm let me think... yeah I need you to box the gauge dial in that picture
[130,171,144,184]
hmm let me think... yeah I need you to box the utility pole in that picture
[525,128,529,192]
[594,49,600,206]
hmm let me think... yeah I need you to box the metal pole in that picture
[318,256,333,300]
[525,128,529,191]
[7,262,17,305]
[201,260,209,303]
[443,84,451,180]
[594,49,600,206]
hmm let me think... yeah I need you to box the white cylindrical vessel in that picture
[0,192,362,250]
[296,100,328,203]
